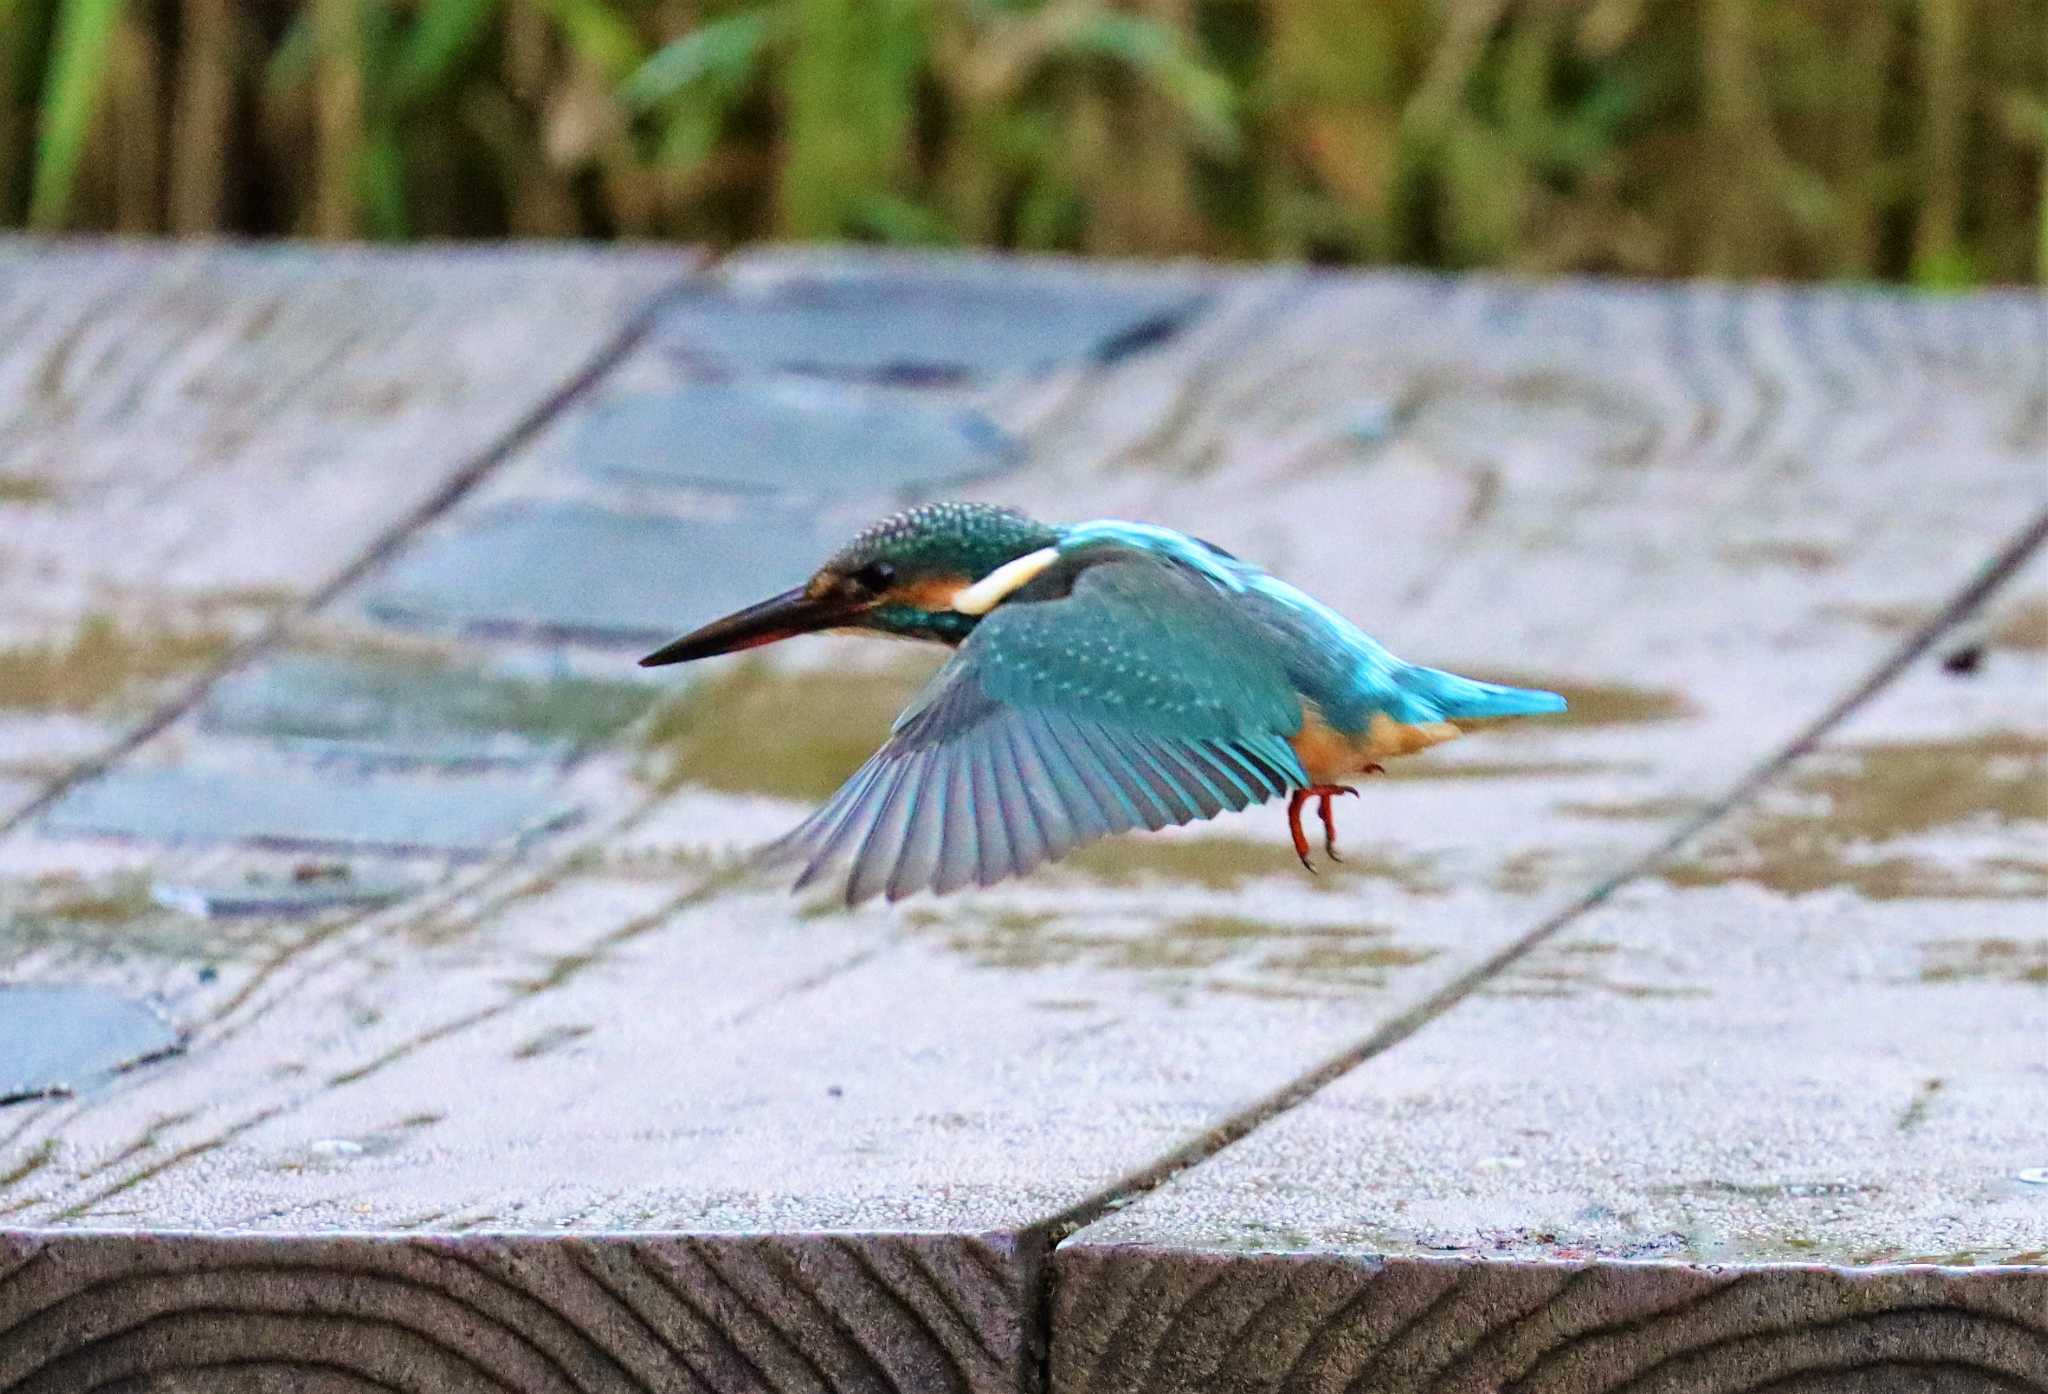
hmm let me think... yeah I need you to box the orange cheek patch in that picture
[894,575,973,611]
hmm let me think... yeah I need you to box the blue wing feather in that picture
[968,728,1013,887]
[1394,665,1567,719]
[934,753,978,894]
[762,554,1309,903]
[885,749,945,902]
[1058,521,1564,726]
[993,722,1049,874]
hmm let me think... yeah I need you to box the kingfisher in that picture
[641,502,1564,904]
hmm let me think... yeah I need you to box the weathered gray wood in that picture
[2,250,2043,1391]
[0,241,688,823]
[1052,554,2048,1391]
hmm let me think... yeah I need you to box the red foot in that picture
[1287,785,1359,872]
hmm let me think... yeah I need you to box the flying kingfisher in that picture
[641,502,1564,904]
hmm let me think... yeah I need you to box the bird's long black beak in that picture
[638,586,856,667]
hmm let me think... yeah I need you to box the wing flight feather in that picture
[762,554,1308,903]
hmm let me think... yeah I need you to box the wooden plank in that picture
[0,250,1246,1392]
[2,255,2042,1390]
[0,1231,1036,1393]
[1052,1257,2046,1394]
[0,241,689,823]
[1051,553,2048,1391]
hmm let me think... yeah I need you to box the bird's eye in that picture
[848,562,897,594]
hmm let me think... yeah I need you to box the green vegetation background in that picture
[2,0,2041,284]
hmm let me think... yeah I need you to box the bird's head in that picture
[639,502,1062,667]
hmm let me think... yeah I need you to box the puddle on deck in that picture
[575,382,1017,497]
[360,502,833,647]
[41,766,575,858]
[652,266,1211,381]
[0,983,181,1104]
[1658,732,2048,899]
[0,614,234,714]
[202,642,654,765]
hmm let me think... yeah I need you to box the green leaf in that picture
[360,0,402,102]
[985,108,1058,166]
[529,0,645,80]
[1539,72,1638,171]
[1014,175,1082,250]
[266,12,318,90]
[849,192,956,246]
[1912,247,1979,293]
[1066,12,1239,156]
[1436,119,1525,265]
[657,106,722,166]
[0,0,50,108]
[393,0,500,107]
[362,122,410,238]
[622,8,776,112]
[28,0,125,229]
[779,0,925,237]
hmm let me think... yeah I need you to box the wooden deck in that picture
[0,240,2043,1391]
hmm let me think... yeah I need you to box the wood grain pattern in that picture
[0,1231,1039,1393]
[1053,1248,2048,1394]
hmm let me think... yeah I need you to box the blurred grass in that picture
[0,0,2040,284]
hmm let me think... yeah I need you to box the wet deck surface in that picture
[0,241,2042,1390]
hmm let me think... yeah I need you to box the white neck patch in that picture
[951,547,1060,615]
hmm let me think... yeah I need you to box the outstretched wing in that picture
[766,556,1308,904]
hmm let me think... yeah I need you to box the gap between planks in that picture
[1024,498,2048,1251]
[0,272,702,844]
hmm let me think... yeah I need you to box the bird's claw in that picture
[1289,784,1360,872]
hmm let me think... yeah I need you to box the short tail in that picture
[1399,665,1567,720]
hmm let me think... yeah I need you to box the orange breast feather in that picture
[1290,704,1459,782]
